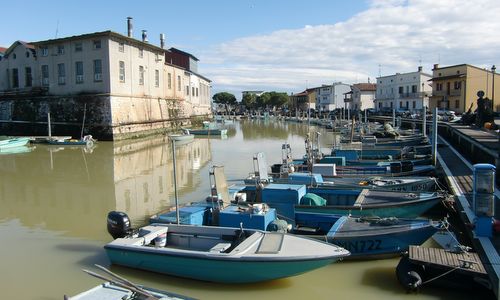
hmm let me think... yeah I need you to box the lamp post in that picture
[492,65,496,112]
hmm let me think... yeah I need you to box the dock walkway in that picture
[438,128,500,299]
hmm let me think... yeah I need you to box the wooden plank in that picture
[408,246,486,274]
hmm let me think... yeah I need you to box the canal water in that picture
[0,119,486,299]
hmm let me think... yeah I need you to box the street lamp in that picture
[492,65,496,112]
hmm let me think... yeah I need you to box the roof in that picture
[0,47,7,54]
[353,83,376,91]
[428,74,466,81]
[291,91,308,97]
[4,41,35,56]
[31,30,166,53]
[433,63,496,75]
[168,47,199,61]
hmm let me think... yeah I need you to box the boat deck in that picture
[408,245,486,275]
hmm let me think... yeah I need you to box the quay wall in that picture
[0,95,209,140]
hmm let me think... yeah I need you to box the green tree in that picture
[269,92,289,109]
[242,93,257,110]
[212,92,237,114]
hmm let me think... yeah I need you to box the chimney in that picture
[142,30,148,43]
[160,33,165,49]
[433,64,439,70]
[418,66,422,72]
[127,17,133,38]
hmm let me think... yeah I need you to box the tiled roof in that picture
[353,83,376,91]
[0,47,7,53]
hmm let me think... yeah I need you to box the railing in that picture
[399,92,427,98]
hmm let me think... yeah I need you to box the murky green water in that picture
[0,119,485,299]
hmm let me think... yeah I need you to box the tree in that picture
[242,93,257,110]
[212,92,237,114]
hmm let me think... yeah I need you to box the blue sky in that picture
[1,0,499,99]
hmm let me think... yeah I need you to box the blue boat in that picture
[0,136,30,150]
[104,214,349,283]
[188,128,227,136]
[293,212,439,259]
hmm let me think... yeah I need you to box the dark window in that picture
[25,67,32,87]
[41,65,49,86]
[413,101,416,109]
[75,42,83,52]
[93,40,101,49]
[411,85,417,93]
[94,60,102,81]
[57,63,65,85]
[455,100,460,108]
[12,68,19,88]
[119,61,125,82]
[399,86,404,94]
[75,61,84,83]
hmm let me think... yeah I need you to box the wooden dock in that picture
[409,245,486,275]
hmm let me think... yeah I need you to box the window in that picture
[192,87,195,96]
[398,86,404,94]
[139,48,143,58]
[11,68,19,88]
[57,63,65,85]
[57,45,65,55]
[378,102,382,108]
[390,102,393,108]
[177,75,181,91]
[412,85,417,93]
[93,39,101,49]
[75,42,83,52]
[399,101,403,108]
[454,81,461,90]
[196,87,198,97]
[455,99,460,109]
[139,66,144,85]
[93,59,102,82]
[41,65,49,86]
[413,101,416,109]
[155,53,159,61]
[155,70,159,87]
[436,83,443,91]
[119,61,125,82]
[25,51,30,58]
[406,101,409,108]
[25,67,32,87]
[41,47,48,56]
[186,85,189,95]
[118,42,124,52]
[12,53,16,59]
[75,61,84,84]
[168,73,172,89]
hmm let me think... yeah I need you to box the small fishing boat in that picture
[0,145,33,155]
[232,183,446,219]
[168,129,194,144]
[47,135,95,147]
[65,264,194,300]
[104,212,349,283]
[188,128,227,136]
[0,136,30,150]
[293,213,440,259]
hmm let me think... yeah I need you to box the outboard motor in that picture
[107,211,132,239]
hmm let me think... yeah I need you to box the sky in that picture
[1,0,499,99]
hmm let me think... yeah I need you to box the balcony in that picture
[399,92,427,99]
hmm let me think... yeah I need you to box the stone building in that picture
[0,21,211,140]
[344,83,376,112]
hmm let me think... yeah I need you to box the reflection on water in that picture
[0,120,485,300]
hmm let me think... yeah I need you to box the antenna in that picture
[55,19,59,38]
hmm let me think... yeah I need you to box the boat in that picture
[0,136,30,150]
[104,212,349,283]
[65,264,194,300]
[231,183,446,218]
[168,129,194,144]
[47,135,95,147]
[0,145,33,155]
[293,212,440,259]
[188,128,227,136]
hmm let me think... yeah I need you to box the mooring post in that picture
[392,108,396,126]
[422,106,427,137]
[432,107,438,166]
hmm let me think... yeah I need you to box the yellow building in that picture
[430,64,498,113]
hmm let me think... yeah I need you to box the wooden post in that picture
[392,108,396,126]
[432,107,438,166]
[171,139,180,225]
[422,106,427,137]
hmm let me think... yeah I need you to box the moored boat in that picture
[104,212,349,283]
[0,136,30,150]
[169,129,195,144]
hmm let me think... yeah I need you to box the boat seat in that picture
[353,189,369,207]
[209,242,232,253]
[138,226,169,245]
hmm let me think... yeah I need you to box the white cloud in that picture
[200,0,500,98]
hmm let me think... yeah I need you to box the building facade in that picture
[344,83,376,111]
[430,64,498,113]
[315,82,350,112]
[0,29,211,140]
[289,88,316,112]
[375,67,432,113]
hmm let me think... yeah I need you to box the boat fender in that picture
[396,256,423,292]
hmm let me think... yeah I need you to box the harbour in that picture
[0,119,497,299]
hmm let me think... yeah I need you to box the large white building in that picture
[0,24,211,139]
[375,67,432,112]
[315,82,350,112]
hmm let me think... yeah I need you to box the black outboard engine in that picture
[107,211,132,239]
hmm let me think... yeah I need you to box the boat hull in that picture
[105,246,340,283]
[0,137,30,149]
